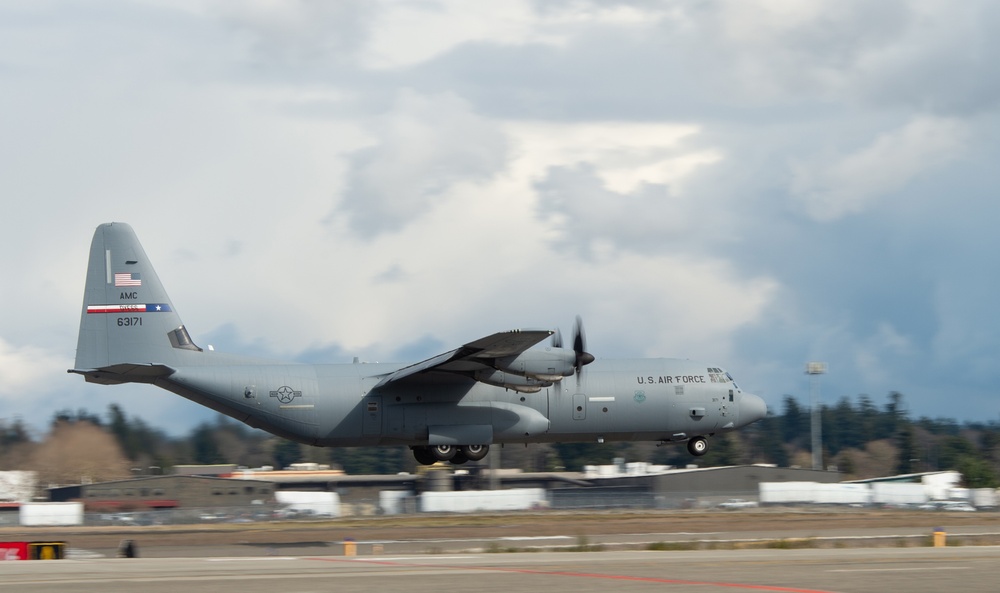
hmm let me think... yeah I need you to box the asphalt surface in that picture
[5,509,1000,558]
[3,547,1000,593]
[4,510,1000,593]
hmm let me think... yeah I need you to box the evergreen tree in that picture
[780,396,807,444]
[895,423,917,474]
[0,418,31,447]
[105,405,170,464]
[107,404,140,460]
[957,456,999,488]
[190,424,225,464]
[879,392,905,436]
[856,394,877,439]
[746,414,788,466]
[916,416,960,436]
[330,446,408,474]
[980,431,1000,462]
[51,409,102,426]
[700,433,738,466]
[939,436,976,470]
[272,439,302,469]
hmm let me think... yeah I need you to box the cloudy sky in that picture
[2,1,999,436]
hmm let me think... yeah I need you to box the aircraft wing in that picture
[371,329,554,390]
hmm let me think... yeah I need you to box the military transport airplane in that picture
[70,223,767,465]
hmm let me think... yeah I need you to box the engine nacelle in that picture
[473,370,551,393]
[494,349,576,381]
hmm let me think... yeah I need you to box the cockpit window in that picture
[707,368,729,383]
[709,368,740,389]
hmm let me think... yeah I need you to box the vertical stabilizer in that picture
[73,223,196,379]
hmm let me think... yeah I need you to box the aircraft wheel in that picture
[412,446,437,465]
[687,436,708,456]
[461,444,489,461]
[450,451,469,465]
[431,444,456,461]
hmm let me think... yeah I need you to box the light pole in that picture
[806,362,827,471]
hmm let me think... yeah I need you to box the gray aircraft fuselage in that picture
[70,223,767,464]
[148,356,755,447]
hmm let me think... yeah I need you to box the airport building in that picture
[15,464,995,526]
[41,464,839,518]
[47,475,275,512]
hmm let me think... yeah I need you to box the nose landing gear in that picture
[687,436,708,456]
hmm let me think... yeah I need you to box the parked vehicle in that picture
[940,501,976,512]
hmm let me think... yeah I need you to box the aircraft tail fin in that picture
[71,223,199,382]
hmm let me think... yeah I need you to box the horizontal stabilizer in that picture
[68,363,175,385]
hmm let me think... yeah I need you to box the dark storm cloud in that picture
[724,136,1000,418]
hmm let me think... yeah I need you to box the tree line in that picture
[1,392,998,487]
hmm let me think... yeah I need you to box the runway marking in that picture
[348,556,473,561]
[358,536,573,544]
[488,568,841,592]
[305,556,840,592]
[205,557,299,562]
[828,566,969,573]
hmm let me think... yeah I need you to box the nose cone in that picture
[740,393,767,426]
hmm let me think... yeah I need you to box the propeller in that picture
[552,316,595,381]
[571,315,595,374]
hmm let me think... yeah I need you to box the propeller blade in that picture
[572,315,586,354]
[552,327,563,349]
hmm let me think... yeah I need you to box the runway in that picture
[3,547,999,593]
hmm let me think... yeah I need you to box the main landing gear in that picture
[411,444,490,465]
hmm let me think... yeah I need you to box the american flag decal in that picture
[87,303,171,314]
[114,272,142,287]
